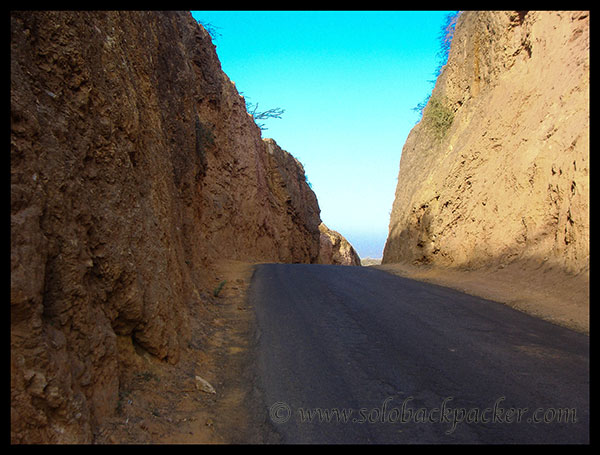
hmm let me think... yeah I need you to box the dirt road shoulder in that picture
[374,261,589,334]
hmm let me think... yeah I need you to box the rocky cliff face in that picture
[318,223,361,266]
[10,11,348,443]
[383,11,589,277]
[262,138,322,262]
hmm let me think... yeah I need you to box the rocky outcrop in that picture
[263,138,321,263]
[318,223,361,266]
[383,11,589,277]
[10,11,327,443]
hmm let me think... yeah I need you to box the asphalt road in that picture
[248,264,589,444]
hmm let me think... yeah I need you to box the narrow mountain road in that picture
[247,264,589,444]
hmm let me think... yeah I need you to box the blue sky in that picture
[190,10,455,258]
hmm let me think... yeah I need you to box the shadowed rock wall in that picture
[11,11,329,442]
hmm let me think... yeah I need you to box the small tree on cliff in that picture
[413,11,461,120]
[434,11,460,78]
[244,98,285,131]
[196,20,221,41]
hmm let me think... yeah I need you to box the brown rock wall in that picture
[383,11,589,276]
[318,223,361,266]
[10,11,324,442]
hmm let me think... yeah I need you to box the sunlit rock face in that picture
[383,11,589,276]
[318,223,361,266]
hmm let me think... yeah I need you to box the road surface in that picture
[247,264,589,444]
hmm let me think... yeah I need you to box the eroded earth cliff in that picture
[318,223,361,266]
[10,11,355,443]
[382,11,589,331]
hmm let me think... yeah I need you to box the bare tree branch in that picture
[245,99,285,131]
